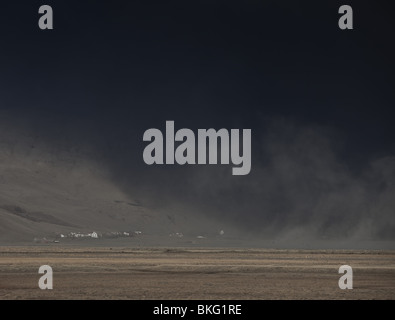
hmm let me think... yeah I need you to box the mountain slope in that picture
[0,146,174,243]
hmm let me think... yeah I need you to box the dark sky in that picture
[1,1,395,240]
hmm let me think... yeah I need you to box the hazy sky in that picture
[1,1,394,241]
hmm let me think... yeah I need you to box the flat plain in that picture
[1,246,394,300]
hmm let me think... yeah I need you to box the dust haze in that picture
[1,110,394,249]
[1,1,395,249]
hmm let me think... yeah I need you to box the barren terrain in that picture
[1,246,394,300]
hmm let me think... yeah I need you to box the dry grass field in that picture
[0,246,394,300]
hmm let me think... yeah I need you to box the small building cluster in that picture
[61,230,143,239]
[65,231,100,239]
[169,232,184,238]
[33,230,143,243]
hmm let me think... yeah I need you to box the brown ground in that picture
[0,246,394,300]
